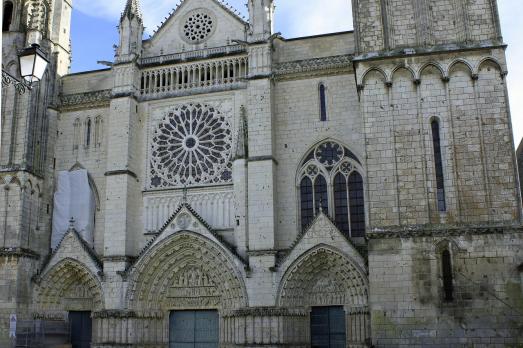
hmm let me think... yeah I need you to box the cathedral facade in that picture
[1,0,523,346]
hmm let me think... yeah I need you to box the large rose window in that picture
[150,103,232,188]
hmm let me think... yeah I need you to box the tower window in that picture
[319,83,327,121]
[86,119,92,147]
[442,249,454,302]
[431,120,446,211]
[3,1,14,32]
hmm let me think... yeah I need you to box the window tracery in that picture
[298,141,365,237]
[182,9,215,44]
[150,103,232,188]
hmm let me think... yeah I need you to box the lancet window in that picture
[298,141,365,237]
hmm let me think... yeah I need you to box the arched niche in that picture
[277,245,370,345]
[127,231,247,314]
[34,258,104,315]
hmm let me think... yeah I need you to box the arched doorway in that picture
[127,231,248,346]
[34,259,104,348]
[278,245,370,346]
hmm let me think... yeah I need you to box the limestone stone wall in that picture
[273,32,355,63]
[273,73,364,248]
[54,108,109,254]
[0,255,39,347]
[61,70,112,95]
[355,49,521,228]
[353,0,501,54]
[142,0,248,57]
[368,230,523,346]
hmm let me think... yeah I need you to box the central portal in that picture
[169,310,219,348]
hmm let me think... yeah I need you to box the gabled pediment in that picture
[138,203,247,265]
[144,0,248,57]
[279,213,367,274]
[37,228,103,282]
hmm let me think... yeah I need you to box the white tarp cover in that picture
[51,170,95,249]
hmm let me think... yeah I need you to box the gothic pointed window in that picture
[298,141,366,238]
[85,118,92,147]
[314,175,328,214]
[73,119,81,151]
[334,173,349,235]
[300,177,314,229]
[441,249,454,302]
[432,120,446,211]
[3,1,13,32]
[319,83,327,121]
[94,116,103,148]
[348,172,365,237]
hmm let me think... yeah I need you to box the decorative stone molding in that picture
[220,307,310,345]
[147,98,234,190]
[0,247,39,260]
[126,231,248,312]
[38,227,103,276]
[140,44,247,66]
[278,246,368,308]
[221,307,309,319]
[34,258,104,313]
[60,89,112,111]
[274,54,353,79]
[367,224,523,239]
[139,56,248,100]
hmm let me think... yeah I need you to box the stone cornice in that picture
[367,224,523,239]
[59,89,112,111]
[221,307,309,318]
[353,41,507,62]
[92,309,164,319]
[274,54,353,79]
[0,247,40,260]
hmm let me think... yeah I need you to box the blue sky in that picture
[71,0,523,146]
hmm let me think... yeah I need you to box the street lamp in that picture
[1,44,49,94]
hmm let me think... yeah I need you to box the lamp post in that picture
[1,44,49,94]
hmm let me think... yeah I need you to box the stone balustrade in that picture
[139,55,248,99]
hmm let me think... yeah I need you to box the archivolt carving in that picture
[34,258,103,312]
[127,232,247,313]
[278,246,368,308]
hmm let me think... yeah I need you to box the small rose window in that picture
[183,10,215,43]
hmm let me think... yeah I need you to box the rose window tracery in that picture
[150,103,232,188]
[182,10,215,43]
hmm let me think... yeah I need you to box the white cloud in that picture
[275,0,352,37]
[74,0,521,145]
[74,0,180,34]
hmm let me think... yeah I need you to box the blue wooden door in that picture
[69,311,92,348]
[169,310,219,348]
[311,306,346,348]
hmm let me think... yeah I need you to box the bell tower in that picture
[0,0,73,337]
[352,0,503,54]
